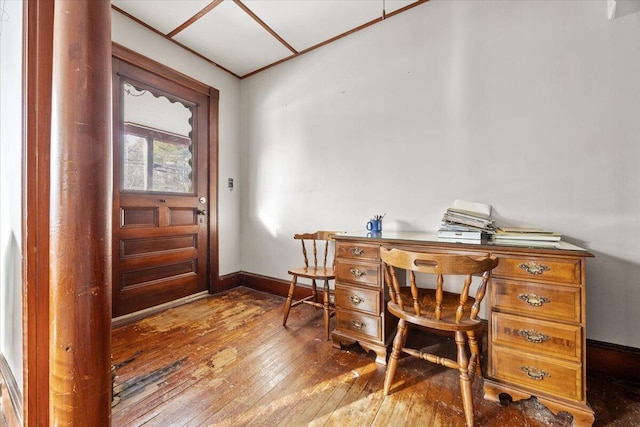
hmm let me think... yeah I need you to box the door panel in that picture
[112,58,209,317]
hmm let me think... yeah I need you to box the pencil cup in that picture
[366,219,382,232]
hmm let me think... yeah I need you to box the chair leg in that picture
[456,331,474,427]
[283,275,297,327]
[311,279,318,305]
[384,318,408,395]
[467,330,482,377]
[323,279,330,340]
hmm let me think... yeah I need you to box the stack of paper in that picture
[491,227,562,246]
[438,200,495,242]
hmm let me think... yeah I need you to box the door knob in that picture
[197,209,207,215]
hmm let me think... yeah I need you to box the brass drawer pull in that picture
[519,261,550,275]
[518,293,550,307]
[349,268,365,279]
[519,329,550,343]
[520,366,550,381]
[350,247,365,256]
[348,295,364,305]
[351,320,364,330]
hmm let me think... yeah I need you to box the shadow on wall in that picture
[1,231,22,388]
[565,236,640,347]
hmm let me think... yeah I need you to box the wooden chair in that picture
[380,248,499,427]
[282,231,342,340]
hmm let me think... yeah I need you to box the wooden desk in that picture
[331,231,594,427]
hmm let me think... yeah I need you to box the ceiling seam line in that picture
[111,5,240,79]
[167,0,225,38]
[240,0,431,79]
[233,0,298,55]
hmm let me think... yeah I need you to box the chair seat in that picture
[388,288,482,332]
[288,266,335,280]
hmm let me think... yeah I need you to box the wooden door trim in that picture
[113,43,210,96]
[208,86,220,293]
[23,0,54,424]
[111,44,220,298]
[25,2,113,424]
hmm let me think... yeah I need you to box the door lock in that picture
[197,209,207,216]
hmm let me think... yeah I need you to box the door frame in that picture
[24,2,113,424]
[23,1,54,424]
[112,43,220,299]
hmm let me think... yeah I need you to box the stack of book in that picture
[438,200,495,242]
[491,227,562,247]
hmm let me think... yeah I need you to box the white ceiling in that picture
[111,0,428,78]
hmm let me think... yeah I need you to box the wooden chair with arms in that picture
[282,231,342,340]
[380,248,499,427]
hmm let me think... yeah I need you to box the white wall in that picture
[112,11,243,275]
[239,0,640,347]
[0,0,24,392]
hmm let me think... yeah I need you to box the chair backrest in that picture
[380,248,499,323]
[294,231,343,269]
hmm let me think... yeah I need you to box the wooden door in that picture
[112,58,210,317]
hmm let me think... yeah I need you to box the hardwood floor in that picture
[112,287,640,426]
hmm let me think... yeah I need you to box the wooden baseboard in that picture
[0,353,22,427]
[217,271,244,293]
[586,339,640,383]
[241,271,315,301]
[235,271,640,382]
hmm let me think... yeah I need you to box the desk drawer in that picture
[491,278,581,323]
[335,259,379,287]
[336,242,380,260]
[335,309,381,341]
[491,312,581,361]
[490,346,582,401]
[335,284,380,315]
[492,255,581,285]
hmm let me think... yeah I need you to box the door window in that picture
[121,82,194,194]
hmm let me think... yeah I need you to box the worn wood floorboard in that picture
[112,286,640,427]
[239,346,342,425]
[305,351,372,427]
[118,290,287,426]
[187,322,326,426]
[113,289,280,423]
[187,303,337,426]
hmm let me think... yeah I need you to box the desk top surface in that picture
[334,231,592,256]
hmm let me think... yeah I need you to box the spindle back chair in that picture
[380,247,498,427]
[282,231,342,340]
